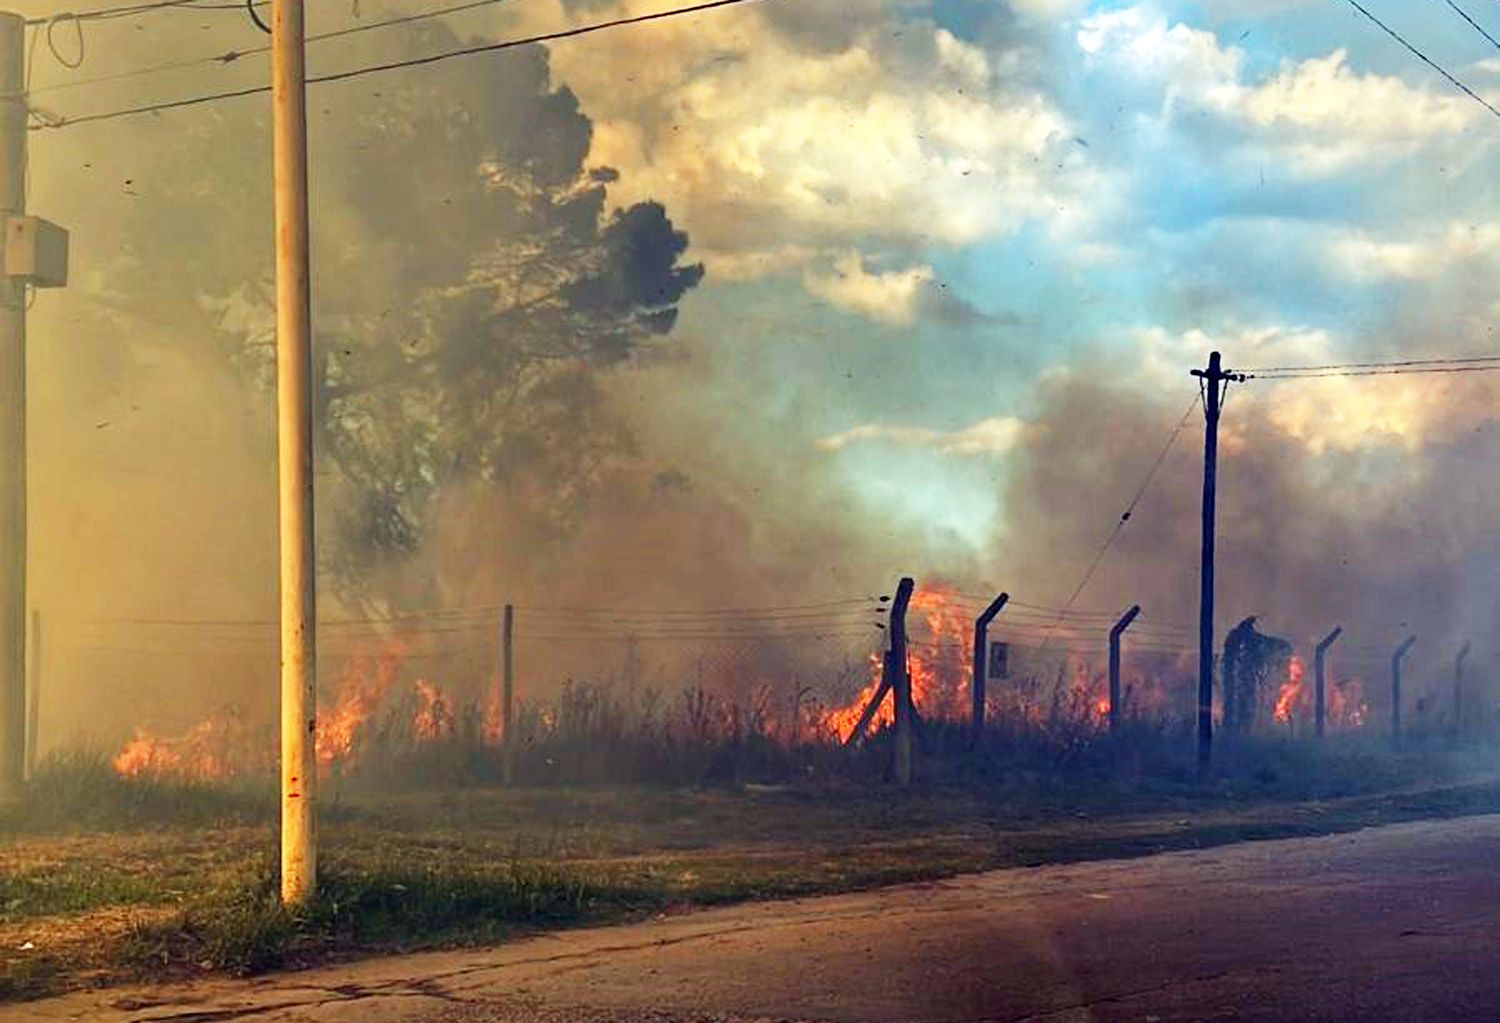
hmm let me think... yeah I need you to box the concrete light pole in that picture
[272,0,317,906]
[0,13,68,799]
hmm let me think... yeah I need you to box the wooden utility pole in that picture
[889,577,915,786]
[969,592,1008,742]
[501,603,515,784]
[1108,605,1141,735]
[1391,635,1416,751]
[1190,352,1244,778]
[1454,640,1470,740]
[273,0,317,907]
[1313,626,1342,741]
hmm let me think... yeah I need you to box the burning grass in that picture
[100,587,1392,792]
[13,750,271,832]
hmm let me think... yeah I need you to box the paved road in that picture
[22,815,1500,1023]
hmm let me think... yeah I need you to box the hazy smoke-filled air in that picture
[19,0,1500,748]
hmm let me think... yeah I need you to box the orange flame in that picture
[314,644,406,770]
[823,650,888,742]
[112,641,456,782]
[823,587,973,741]
[1273,655,1307,724]
[112,729,180,779]
[412,679,455,741]
[481,675,505,745]
[111,717,237,782]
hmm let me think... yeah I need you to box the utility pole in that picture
[1391,635,1416,751]
[889,577,915,786]
[1190,351,1244,779]
[1108,605,1141,735]
[1454,640,1470,740]
[1313,626,1342,741]
[969,592,1008,742]
[273,0,317,907]
[0,15,66,801]
[501,603,514,784]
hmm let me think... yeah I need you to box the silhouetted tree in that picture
[94,27,703,608]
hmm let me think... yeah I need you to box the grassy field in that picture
[3,741,1500,1003]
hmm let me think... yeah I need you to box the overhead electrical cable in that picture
[1439,0,1500,51]
[1030,397,1200,654]
[29,0,525,96]
[1249,365,1500,380]
[515,597,876,617]
[25,0,249,25]
[1243,353,1500,374]
[1341,0,1500,120]
[87,596,881,632]
[33,0,772,129]
[512,629,878,643]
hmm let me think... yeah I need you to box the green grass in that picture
[4,739,1500,1004]
[3,750,271,832]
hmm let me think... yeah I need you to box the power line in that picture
[1032,397,1199,654]
[1439,0,1500,51]
[1000,604,1189,625]
[514,629,878,643]
[516,597,877,618]
[80,596,881,635]
[951,595,1191,628]
[34,0,772,130]
[954,595,1121,619]
[1250,364,1500,380]
[1341,0,1500,120]
[88,610,496,628]
[25,0,243,26]
[1243,353,1500,374]
[29,0,525,97]
[513,618,876,633]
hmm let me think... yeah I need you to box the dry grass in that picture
[4,747,1500,1004]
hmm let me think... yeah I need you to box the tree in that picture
[88,29,704,610]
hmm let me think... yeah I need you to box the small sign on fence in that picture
[988,641,1010,680]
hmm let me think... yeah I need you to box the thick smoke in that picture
[24,3,924,747]
[992,364,1500,713]
[26,0,1499,753]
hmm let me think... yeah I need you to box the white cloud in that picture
[803,253,933,325]
[1008,0,1087,21]
[817,416,1028,456]
[1077,6,1480,174]
[1125,323,1456,453]
[1198,0,1320,15]
[545,2,1099,274]
[1328,223,1500,281]
[1127,323,1334,383]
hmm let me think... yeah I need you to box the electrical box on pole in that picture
[5,217,68,288]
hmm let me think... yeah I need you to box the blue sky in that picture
[541,0,1500,549]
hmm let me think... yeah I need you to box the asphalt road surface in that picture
[22,814,1500,1023]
